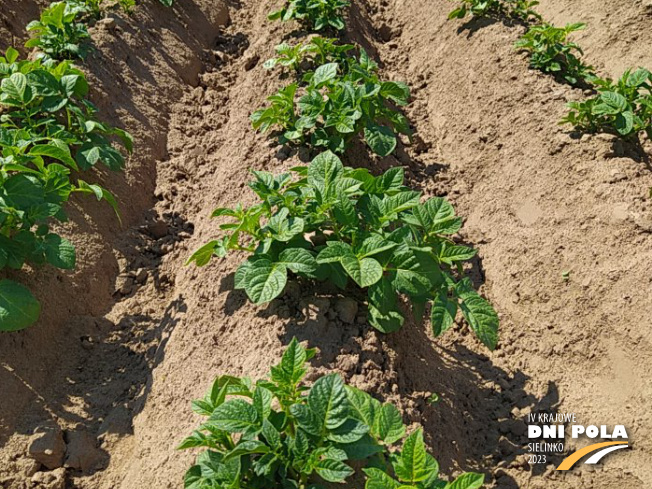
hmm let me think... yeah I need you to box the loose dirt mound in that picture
[1,1,651,489]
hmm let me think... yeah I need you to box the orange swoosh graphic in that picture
[556,441,629,470]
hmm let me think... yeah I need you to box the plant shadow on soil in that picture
[0,211,191,474]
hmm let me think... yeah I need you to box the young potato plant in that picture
[188,152,499,350]
[0,48,132,332]
[269,0,350,31]
[264,37,355,73]
[252,50,411,157]
[26,1,91,60]
[179,338,486,489]
[515,23,595,86]
[562,68,652,139]
[448,0,541,22]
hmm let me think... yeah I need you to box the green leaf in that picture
[341,434,384,460]
[316,241,352,264]
[364,124,397,156]
[394,429,429,483]
[316,459,355,483]
[600,91,627,112]
[308,151,344,187]
[364,468,401,489]
[431,292,458,337]
[209,398,259,432]
[186,240,224,266]
[446,473,485,489]
[328,418,369,443]
[615,111,634,135]
[0,279,41,332]
[626,68,650,87]
[312,63,339,86]
[368,276,397,316]
[459,292,499,350]
[374,403,405,445]
[253,386,273,421]
[308,374,349,431]
[43,234,76,269]
[2,73,30,102]
[3,174,44,209]
[278,248,318,274]
[244,259,287,304]
[345,386,379,427]
[368,304,404,333]
[276,336,309,385]
[341,254,383,288]
[389,246,442,296]
[439,244,477,265]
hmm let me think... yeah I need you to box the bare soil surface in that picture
[1,1,651,489]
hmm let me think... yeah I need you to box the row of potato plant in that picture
[185,3,495,488]
[27,0,175,61]
[448,0,652,142]
[0,0,138,331]
[181,338,485,489]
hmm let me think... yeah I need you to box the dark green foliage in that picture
[515,23,595,86]
[179,338,486,489]
[188,151,499,350]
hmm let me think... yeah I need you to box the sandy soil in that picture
[1,0,651,488]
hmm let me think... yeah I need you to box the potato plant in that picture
[26,2,91,60]
[269,0,351,31]
[562,68,652,139]
[263,37,355,73]
[515,23,594,86]
[188,152,499,350]
[448,0,541,22]
[0,48,132,332]
[180,338,486,489]
[252,49,411,157]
